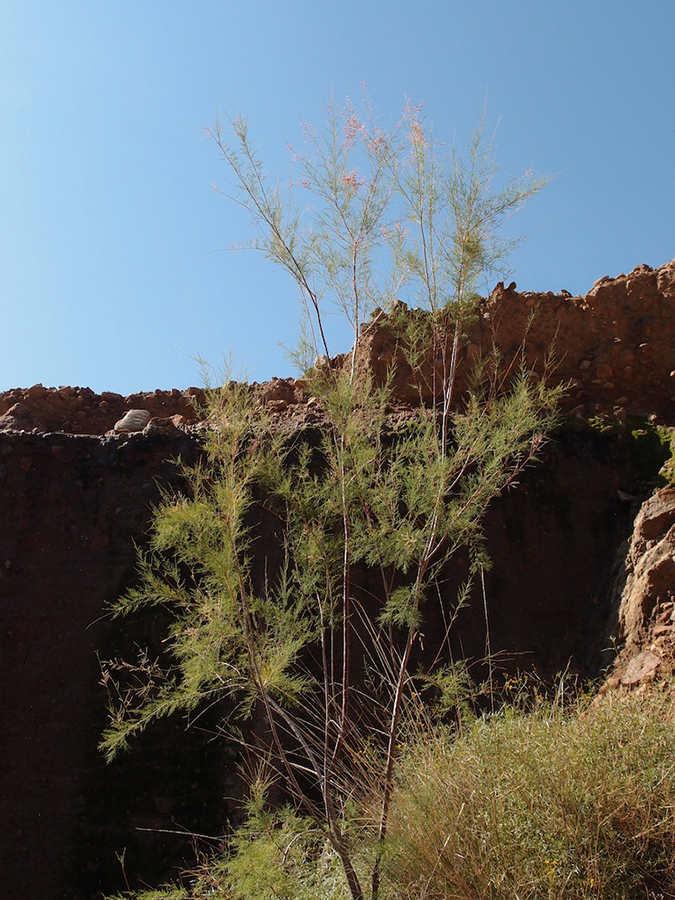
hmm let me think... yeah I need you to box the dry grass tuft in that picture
[382,690,675,900]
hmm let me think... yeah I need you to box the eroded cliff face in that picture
[0,431,234,899]
[2,259,674,899]
[353,259,675,419]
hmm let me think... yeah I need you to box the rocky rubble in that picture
[0,386,206,435]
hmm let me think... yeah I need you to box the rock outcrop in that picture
[2,259,675,433]
[356,260,675,419]
[0,386,206,436]
[608,488,675,688]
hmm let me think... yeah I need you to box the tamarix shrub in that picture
[101,92,558,900]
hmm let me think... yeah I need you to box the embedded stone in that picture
[267,399,288,412]
[621,650,660,686]
[114,409,151,433]
[142,415,185,435]
[0,403,42,433]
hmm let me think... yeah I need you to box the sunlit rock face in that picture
[354,259,675,419]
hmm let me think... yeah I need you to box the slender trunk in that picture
[370,550,434,899]
[441,320,461,454]
[350,239,359,385]
[370,621,417,900]
[269,699,364,900]
[335,432,351,768]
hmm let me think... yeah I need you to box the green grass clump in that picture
[382,690,675,900]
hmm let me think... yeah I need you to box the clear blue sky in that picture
[2,0,674,394]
